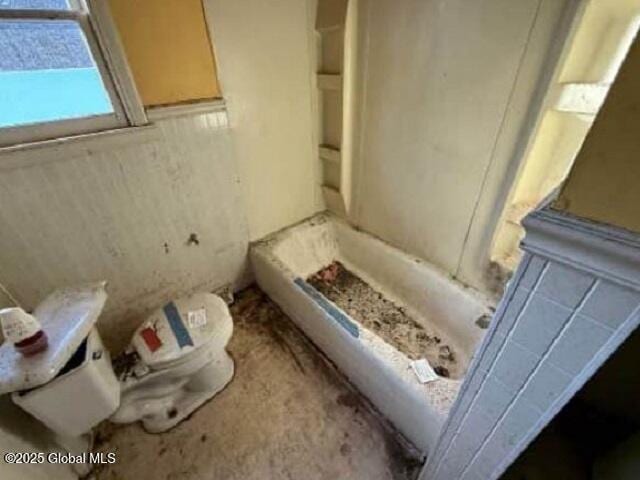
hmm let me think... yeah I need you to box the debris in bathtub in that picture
[475,314,491,329]
[318,262,340,282]
[438,345,455,362]
[308,261,462,378]
[410,359,438,384]
[293,278,359,338]
[434,366,450,378]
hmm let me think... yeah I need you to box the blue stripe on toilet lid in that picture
[163,301,194,348]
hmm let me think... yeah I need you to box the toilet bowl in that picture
[110,292,234,432]
[6,285,234,439]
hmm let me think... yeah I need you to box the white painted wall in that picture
[205,0,324,241]
[0,113,250,351]
[0,284,15,309]
[350,0,574,295]
[0,1,325,350]
[489,0,640,273]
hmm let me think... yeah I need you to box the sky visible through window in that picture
[0,1,69,11]
[0,3,115,130]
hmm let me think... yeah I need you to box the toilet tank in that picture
[12,328,120,437]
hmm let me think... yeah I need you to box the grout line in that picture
[424,253,534,469]
[423,259,527,475]
[431,258,548,478]
[490,301,640,479]
[459,277,600,479]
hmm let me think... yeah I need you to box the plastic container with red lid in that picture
[0,307,49,357]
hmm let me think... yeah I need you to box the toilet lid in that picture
[132,293,233,369]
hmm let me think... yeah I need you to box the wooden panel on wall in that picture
[555,37,640,233]
[108,0,221,107]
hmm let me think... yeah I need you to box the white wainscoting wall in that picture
[0,111,250,350]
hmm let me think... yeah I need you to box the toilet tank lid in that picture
[132,293,232,368]
[0,282,107,395]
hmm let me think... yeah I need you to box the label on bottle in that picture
[0,308,43,344]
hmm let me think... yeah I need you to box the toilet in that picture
[3,284,234,440]
[111,292,234,432]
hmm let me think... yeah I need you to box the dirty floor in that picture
[308,262,461,378]
[93,287,422,480]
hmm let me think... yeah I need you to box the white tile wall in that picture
[494,287,531,338]
[465,399,541,479]
[520,359,572,411]
[580,282,640,329]
[535,262,595,308]
[510,296,571,353]
[421,210,640,480]
[546,314,613,375]
[518,255,547,290]
[476,333,503,374]
[492,340,539,391]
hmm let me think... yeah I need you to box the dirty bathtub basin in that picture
[250,213,493,454]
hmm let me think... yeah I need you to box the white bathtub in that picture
[250,213,492,454]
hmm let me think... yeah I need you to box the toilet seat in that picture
[131,293,233,371]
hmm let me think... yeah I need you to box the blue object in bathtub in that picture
[294,278,360,338]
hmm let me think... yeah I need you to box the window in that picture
[0,0,129,145]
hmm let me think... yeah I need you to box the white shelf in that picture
[552,82,610,115]
[317,74,343,91]
[319,146,341,164]
[316,23,345,34]
[322,185,346,216]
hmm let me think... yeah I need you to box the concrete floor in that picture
[93,287,423,480]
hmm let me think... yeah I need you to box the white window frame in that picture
[0,0,146,147]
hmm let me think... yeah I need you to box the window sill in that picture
[145,99,227,122]
[0,100,228,171]
[0,125,159,171]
